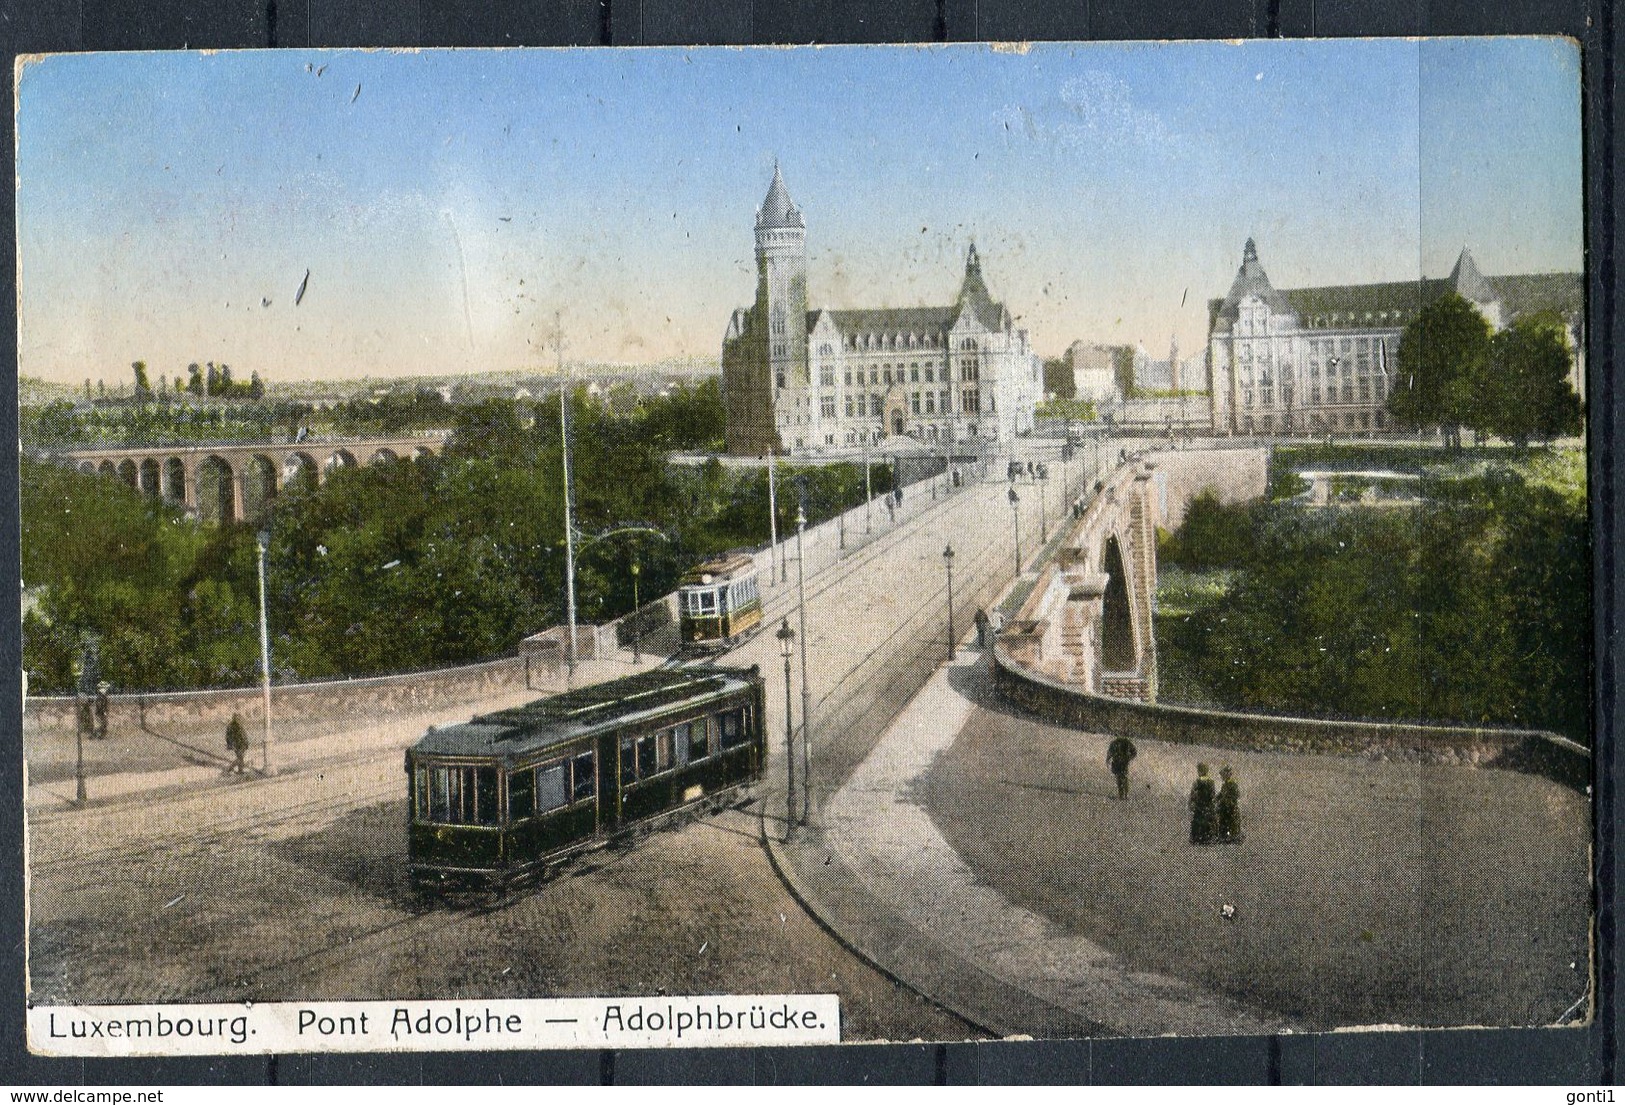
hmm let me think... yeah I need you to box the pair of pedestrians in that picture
[1189,763,1242,845]
[1106,737,1244,846]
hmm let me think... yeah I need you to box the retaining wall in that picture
[990,643,1589,793]
[25,655,531,737]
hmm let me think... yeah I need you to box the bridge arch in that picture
[78,461,96,476]
[370,447,399,465]
[138,458,161,497]
[197,455,237,525]
[413,445,436,461]
[282,452,319,491]
[98,460,117,479]
[163,457,187,506]
[1100,533,1137,672]
[324,449,357,476]
[240,454,279,522]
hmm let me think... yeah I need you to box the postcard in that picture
[17,39,1590,1056]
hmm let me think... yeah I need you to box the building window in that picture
[844,371,852,386]
[961,389,979,414]
[910,367,919,382]
[960,361,979,382]
[845,397,854,417]
[870,370,878,385]
[911,393,921,414]
[821,369,835,387]
[776,373,785,390]
[925,367,934,383]
[925,394,936,414]
[1342,384,1353,403]
[870,396,882,417]
[1262,387,1273,406]
[821,396,836,418]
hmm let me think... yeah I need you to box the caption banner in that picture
[29,995,841,1056]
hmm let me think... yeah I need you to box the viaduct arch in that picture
[48,433,449,524]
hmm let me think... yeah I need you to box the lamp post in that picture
[629,560,641,665]
[943,544,956,661]
[72,658,87,805]
[794,501,812,827]
[776,617,796,837]
[767,451,785,584]
[1038,465,1049,544]
[861,435,873,535]
[256,529,273,775]
[557,316,579,676]
[1008,486,1022,575]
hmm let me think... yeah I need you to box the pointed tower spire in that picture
[757,163,803,229]
[1447,246,1494,303]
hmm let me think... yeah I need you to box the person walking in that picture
[1106,735,1137,800]
[1217,765,1243,843]
[973,608,990,647]
[1188,763,1218,845]
[226,713,249,774]
[93,682,110,741]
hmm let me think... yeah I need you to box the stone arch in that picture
[413,445,435,460]
[98,460,117,479]
[283,452,319,490]
[240,455,279,522]
[163,458,187,505]
[1100,533,1136,672]
[325,449,357,475]
[78,461,96,475]
[138,458,161,496]
[116,460,138,488]
[370,447,399,465]
[197,455,237,525]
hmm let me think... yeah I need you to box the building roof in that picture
[1209,242,1583,333]
[756,164,804,230]
[1210,238,1297,332]
[807,245,1010,339]
[410,665,757,761]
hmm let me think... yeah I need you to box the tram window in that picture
[572,751,595,801]
[672,721,693,765]
[620,737,637,786]
[636,733,659,777]
[475,768,499,825]
[658,729,676,769]
[719,709,749,749]
[413,766,429,819]
[509,768,535,820]
[535,762,568,813]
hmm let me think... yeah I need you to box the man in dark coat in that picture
[226,713,249,774]
[1188,763,1218,844]
[1217,765,1243,843]
[1106,736,1137,800]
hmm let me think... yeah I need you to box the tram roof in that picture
[680,552,757,586]
[409,664,759,760]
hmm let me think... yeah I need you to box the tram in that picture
[677,552,763,652]
[406,664,766,889]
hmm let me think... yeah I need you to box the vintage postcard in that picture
[17,39,1591,1056]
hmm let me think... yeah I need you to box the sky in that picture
[15,39,1583,385]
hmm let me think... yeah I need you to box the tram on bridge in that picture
[405,664,765,890]
[676,553,763,652]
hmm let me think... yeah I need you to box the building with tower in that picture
[721,167,1041,457]
[1206,239,1584,436]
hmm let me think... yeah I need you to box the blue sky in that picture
[16,39,1581,384]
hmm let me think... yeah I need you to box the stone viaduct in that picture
[1000,446,1268,701]
[39,432,450,523]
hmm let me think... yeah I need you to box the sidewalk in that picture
[25,653,659,816]
[768,642,1289,1040]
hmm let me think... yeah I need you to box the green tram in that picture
[406,665,765,889]
[677,552,763,652]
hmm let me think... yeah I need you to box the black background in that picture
[0,0,1617,1086]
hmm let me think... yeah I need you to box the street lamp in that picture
[767,451,785,584]
[629,560,641,664]
[776,617,796,837]
[1008,486,1022,576]
[861,435,873,535]
[943,544,956,661]
[1038,465,1049,544]
[794,500,812,827]
[256,529,273,775]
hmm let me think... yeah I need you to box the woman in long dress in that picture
[1188,763,1218,845]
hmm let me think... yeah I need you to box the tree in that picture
[187,363,204,396]
[1388,292,1491,450]
[249,370,265,400]
[131,361,151,399]
[1112,345,1136,397]
[218,364,234,395]
[1484,312,1582,446]
[205,363,220,397]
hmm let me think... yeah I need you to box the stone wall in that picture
[25,655,530,738]
[1143,446,1268,530]
[991,645,1589,793]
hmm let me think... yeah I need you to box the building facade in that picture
[1206,239,1584,436]
[722,168,1041,456]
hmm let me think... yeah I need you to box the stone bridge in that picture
[39,432,450,523]
[1001,446,1267,701]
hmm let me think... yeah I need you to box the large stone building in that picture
[1206,239,1584,436]
[722,168,1041,456]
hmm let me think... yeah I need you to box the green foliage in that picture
[1041,357,1074,399]
[1388,293,1492,448]
[1159,467,1590,740]
[1158,492,1261,570]
[1036,397,1098,422]
[1481,313,1584,445]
